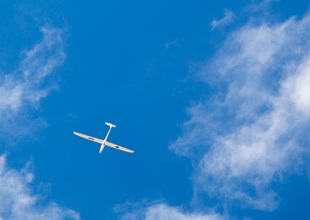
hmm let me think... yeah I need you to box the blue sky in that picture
[1,0,310,219]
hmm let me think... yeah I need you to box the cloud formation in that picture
[0,25,80,219]
[117,202,224,220]
[118,4,310,220]
[171,10,310,211]
[0,27,66,141]
[0,155,79,220]
[211,9,235,29]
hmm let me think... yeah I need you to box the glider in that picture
[73,122,134,153]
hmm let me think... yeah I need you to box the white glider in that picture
[73,122,134,154]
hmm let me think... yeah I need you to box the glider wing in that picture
[105,141,134,153]
[73,131,103,144]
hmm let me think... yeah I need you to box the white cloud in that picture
[211,9,235,29]
[246,0,277,13]
[144,204,223,220]
[0,26,66,141]
[118,4,310,220]
[0,154,79,220]
[0,25,80,219]
[284,57,310,115]
[117,202,224,220]
[171,10,310,211]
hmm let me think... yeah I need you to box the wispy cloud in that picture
[0,25,79,219]
[211,9,235,29]
[247,0,277,13]
[171,10,310,211]
[118,3,310,220]
[0,154,79,220]
[164,39,178,48]
[116,202,224,220]
[0,26,66,142]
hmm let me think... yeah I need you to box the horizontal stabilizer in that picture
[105,122,116,128]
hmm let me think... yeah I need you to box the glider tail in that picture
[105,122,116,128]
[99,143,105,153]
